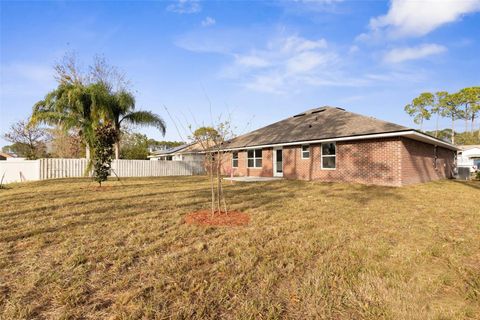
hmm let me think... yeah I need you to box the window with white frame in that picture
[301,145,310,159]
[247,149,262,168]
[321,143,336,169]
[232,151,238,168]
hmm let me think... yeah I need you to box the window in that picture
[232,151,238,168]
[247,149,262,168]
[301,145,310,159]
[321,143,336,169]
[474,158,480,168]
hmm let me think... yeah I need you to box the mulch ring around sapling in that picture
[185,210,250,227]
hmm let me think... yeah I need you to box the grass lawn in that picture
[1,177,479,319]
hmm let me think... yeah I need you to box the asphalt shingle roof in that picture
[224,106,410,149]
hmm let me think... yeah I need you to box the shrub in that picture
[92,123,117,186]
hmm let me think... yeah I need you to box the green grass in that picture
[1,177,479,319]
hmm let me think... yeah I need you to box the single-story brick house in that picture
[221,107,458,186]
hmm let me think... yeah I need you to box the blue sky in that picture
[1,0,479,147]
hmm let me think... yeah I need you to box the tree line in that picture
[29,53,166,160]
[404,87,480,144]
[2,54,172,160]
[2,122,183,160]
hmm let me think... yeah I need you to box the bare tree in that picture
[190,119,235,215]
[53,52,84,85]
[3,120,50,159]
[89,55,130,92]
[49,127,84,158]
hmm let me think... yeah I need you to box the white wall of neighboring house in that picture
[457,147,480,172]
[0,158,41,184]
[182,154,204,161]
[149,153,204,161]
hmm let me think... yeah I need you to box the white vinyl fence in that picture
[0,159,41,184]
[0,158,205,184]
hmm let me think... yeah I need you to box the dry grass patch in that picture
[0,177,479,319]
[185,210,250,227]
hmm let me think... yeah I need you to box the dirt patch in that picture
[185,210,250,227]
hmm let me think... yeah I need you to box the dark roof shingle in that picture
[224,107,410,149]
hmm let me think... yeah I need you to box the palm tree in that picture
[105,90,166,159]
[30,82,109,159]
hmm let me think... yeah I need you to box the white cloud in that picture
[166,0,201,14]
[201,16,216,27]
[176,30,429,94]
[234,54,271,68]
[285,0,345,13]
[349,45,359,54]
[219,35,338,93]
[244,73,286,94]
[368,0,480,38]
[383,43,447,63]
[278,36,327,52]
[293,0,343,3]
[286,51,333,73]
[0,63,55,97]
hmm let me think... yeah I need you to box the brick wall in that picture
[222,137,455,186]
[400,138,455,185]
[222,148,273,177]
[283,138,402,186]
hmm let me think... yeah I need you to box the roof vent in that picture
[311,109,326,114]
[293,106,333,117]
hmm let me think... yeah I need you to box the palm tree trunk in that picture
[115,142,120,160]
[85,146,91,160]
[435,113,439,138]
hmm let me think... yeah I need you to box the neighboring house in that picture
[457,145,480,172]
[0,152,15,160]
[148,144,170,153]
[148,142,204,161]
[221,106,458,186]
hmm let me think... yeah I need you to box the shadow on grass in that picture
[1,187,212,220]
[308,182,403,206]
[452,180,480,191]
[224,181,297,211]
[224,179,402,212]
[0,203,174,243]
[1,178,406,243]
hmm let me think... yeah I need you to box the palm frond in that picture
[121,111,166,136]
